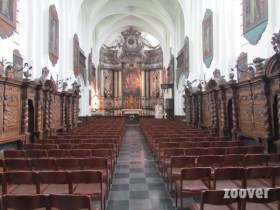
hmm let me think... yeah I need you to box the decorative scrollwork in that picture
[271,30,280,53]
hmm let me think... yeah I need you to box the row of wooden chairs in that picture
[156,146,263,163]
[36,137,119,145]
[1,194,98,210]
[1,157,111,185]
[23,142,118,151]
[0,170,105,210]
[174,166,280,210]
[3,149,115,171]
[165,154,280,192]
[190,188,280,210]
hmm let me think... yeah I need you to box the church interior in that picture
[0,0,280,209]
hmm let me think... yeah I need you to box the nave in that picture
[107,125,175,210]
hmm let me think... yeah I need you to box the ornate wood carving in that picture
[3,84,21,136]
[0,82,3,136]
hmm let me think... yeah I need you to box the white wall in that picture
[174,0,280,115]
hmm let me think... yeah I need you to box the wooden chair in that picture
[3,150,25,159]
[243,154,267,167]
[274,166,280,187]
[166,156,196,193]
[37,144,58,150]
[3,171,39,194]
[47,149,70,158]
[245,166,274,188]
[220,154,244,167]
[31,158,56,171]
[226,147,247,155]
[70,170,105,210]
[38,170,71,194]
[213,167,245,190]
[25,149,48,158]
[36,139,54,144]
[55,158,83,171]
[266,153,280,166]
[49,194,99,210]
[69,149,92,158]
[59,143,78,149]
[208,147,226,155]
[187,148,208,156]
[2,194,48,210]
[4,158,31,171]
[175,167,212,210]
[245,146,264,154]
[242,187,280,210]
[160,148,185,179]
[190,190,241,210]
[83,157,110,187]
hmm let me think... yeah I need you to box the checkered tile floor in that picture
[105,125,176,210]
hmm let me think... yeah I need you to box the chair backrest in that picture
[181,167,212,181]
[171,156,196,168]
[31,158,56,171]
[226,147,247,154]
[55,158,82,170]
[69,149,91,158]
[47,149,70,158]
[25,150,48,158]
[3,150,26,159]
[243,187,280,210]
[200,190,241,210]
[49,194,92,210]
[187,148,208,156]
[59,143,77,149]
[3,171,39,194]
[245,166,274,188]
[196,155,221,167]
[2,194,48,210]
[243,154,267,167]
[4,158,31,171]
[208,147,226,155]
[220,154,244,167]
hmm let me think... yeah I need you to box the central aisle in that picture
[106,125,175,210]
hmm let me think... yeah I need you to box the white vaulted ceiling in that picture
[77,0,185,65]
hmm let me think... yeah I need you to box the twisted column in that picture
[263,96,271,138]
[22,98,28,133]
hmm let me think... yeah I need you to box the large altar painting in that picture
[104,69,113,98]
[122,64,141,97]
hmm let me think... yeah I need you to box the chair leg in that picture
[180,196,183,210]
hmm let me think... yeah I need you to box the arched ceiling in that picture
[78,0,185,66]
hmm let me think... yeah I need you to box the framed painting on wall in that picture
[13,49,23,80]
[243,0,268,34]
[73,34,79,78]
[49,5,59,66]
[0,0,16,39]
[202,9,213,68]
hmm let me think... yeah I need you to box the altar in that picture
[121,109,143,116]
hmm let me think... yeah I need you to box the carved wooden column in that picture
[61,91,66,131]
[49,91,54,136]
[34,84,43,140]
[66,94,73,130]
[188,95,193,126]
[197,91,202,128]
[43,89,50,137]
[218,85,227,137]
[192,93,197,127]
[211,90,218,134]
[72,96,78,127]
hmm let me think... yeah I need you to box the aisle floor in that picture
[106,125,176,210]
